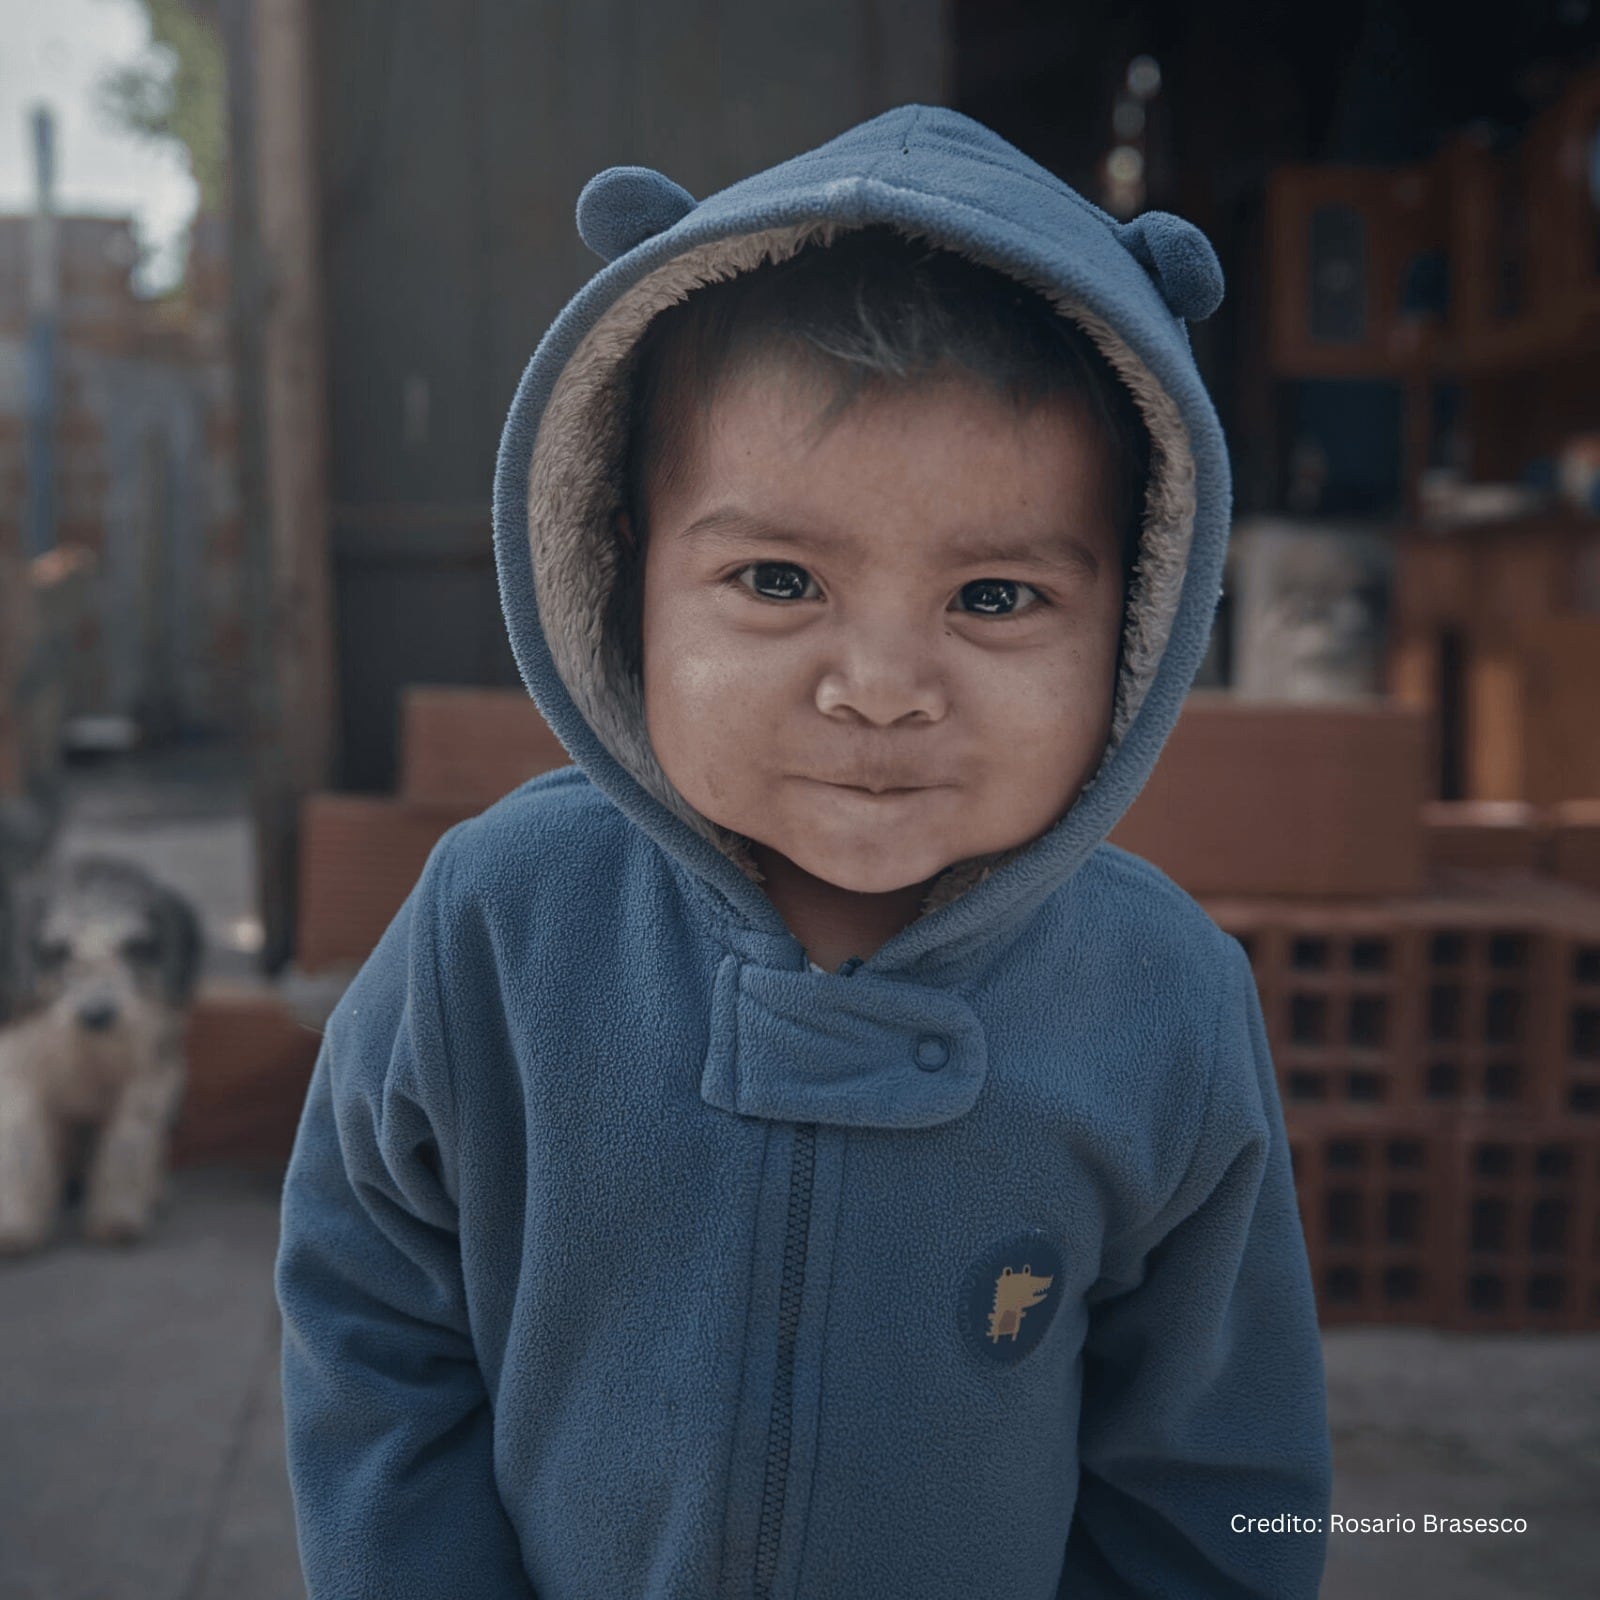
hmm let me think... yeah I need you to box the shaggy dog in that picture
[0,855,202,1255]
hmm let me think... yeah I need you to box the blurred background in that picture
[1,1,1599,1596]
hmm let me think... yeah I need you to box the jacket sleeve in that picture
[1057,933,1331,1598]
[275,850,536,1597]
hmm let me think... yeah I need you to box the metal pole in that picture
[222,0,335,974]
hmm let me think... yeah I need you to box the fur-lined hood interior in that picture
[492,105,1230,975]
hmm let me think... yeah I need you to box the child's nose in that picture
[813,625,946,725]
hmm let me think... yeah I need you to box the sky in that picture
[0,0,199,293]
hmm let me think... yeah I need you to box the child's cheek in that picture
[653,605,754,708]
[641,596,769,808]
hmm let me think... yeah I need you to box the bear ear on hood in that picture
[577,166,698,262]
[1118,211,1224,323]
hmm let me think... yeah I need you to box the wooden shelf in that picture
[1272,309,1600,383]
[1431,307,1600,377]
[1402,508,1600,545]
[1267,63,1600,388]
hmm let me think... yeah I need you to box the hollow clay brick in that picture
[1438,1117,1600,1333]
[1556,925,1600,1122]
[1212,874,1600,1121]
[1283,1114,1450,1325]
[1225,906,1428,1115]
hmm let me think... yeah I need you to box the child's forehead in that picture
[646,375,1086,529]
[656,369,1118,563]
[695,349,1107,458]
[679,339,1095,425]
[661,331,830,407]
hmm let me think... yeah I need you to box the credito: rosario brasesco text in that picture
[1231,1514,1530,1535]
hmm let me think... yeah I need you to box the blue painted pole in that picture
[24,105,59,559]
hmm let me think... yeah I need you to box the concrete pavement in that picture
[4,1166,1597,1599]
[0,1168,300,1600]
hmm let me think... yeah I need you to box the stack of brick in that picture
[294,686,569,972]
[1208,888,1600,1332]
[1107,694,1600,1331]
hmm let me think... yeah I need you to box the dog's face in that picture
[14,857,203,1032]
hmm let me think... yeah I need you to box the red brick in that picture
[1556,926,1600,1120]
[1550,800,1600,893]
[1423,799,1546,875]
[1110,694,1430,897]
[1213,875,1600,1119]
[399,685,570,808]
[1284,1113,1451,1326]
[170,981,322,1169]
[295,792,479,972]
[1438,1118,1600,1333]
[1224,905,1429,1114]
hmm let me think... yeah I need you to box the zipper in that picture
[751,1121,818,1600]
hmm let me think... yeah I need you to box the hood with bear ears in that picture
[492,104,1229,980]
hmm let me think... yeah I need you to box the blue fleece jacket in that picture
[276,104,1331,1599]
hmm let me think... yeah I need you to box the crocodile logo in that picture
[987,1265,1054,1342]
[959,1231,1064,1365]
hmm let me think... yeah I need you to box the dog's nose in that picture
[77,1000,119,1031]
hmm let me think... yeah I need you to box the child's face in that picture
[632,353,1126,900]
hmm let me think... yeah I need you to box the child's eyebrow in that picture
[676,506,1101,579]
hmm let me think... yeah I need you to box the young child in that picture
[276,105,1331,1598]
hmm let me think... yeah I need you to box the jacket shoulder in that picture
[419,765,630,918]
[1089,841,1281,1133]
[1078,841,1243,982]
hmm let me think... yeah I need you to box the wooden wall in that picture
[311,0,950,792]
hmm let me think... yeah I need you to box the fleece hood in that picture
[491,104,1230,979]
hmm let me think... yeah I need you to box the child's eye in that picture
[955,579,1044,617]
[730,566,1045,617]
[735,562,819,602]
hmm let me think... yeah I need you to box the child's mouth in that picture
[812,779,935,798]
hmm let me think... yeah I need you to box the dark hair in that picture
[614,226,1150,669]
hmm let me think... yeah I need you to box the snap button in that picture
[914,1036,950,1071]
